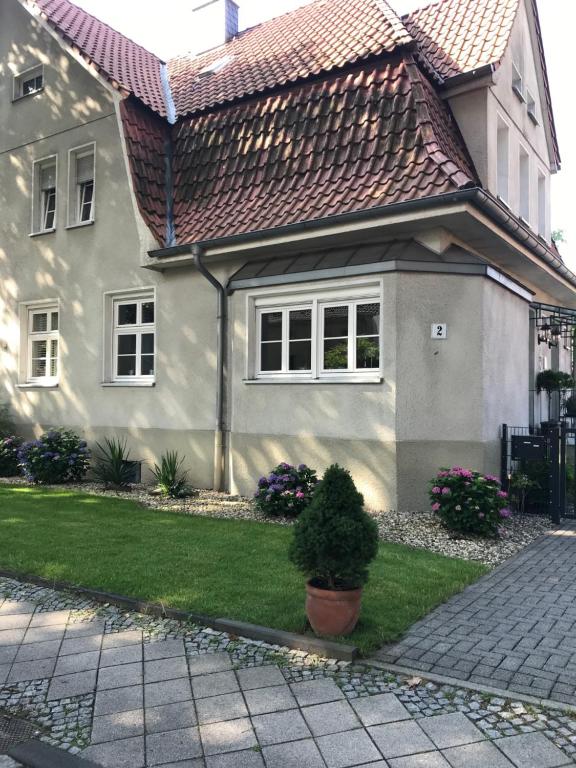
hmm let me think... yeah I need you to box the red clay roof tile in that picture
[168,0,414,116]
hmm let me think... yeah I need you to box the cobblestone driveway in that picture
[377,525,576,705]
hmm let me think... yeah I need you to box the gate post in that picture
[560,420,567,518]
[501,424,509,492]
[549,424,562,524]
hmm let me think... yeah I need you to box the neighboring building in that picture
[0,0,574,509]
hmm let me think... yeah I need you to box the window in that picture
[32,157,57,234]
[68,145,95,226]
[519,147,530,222]
[254,286,382,380]
[13,65,43,100]
[512,62,525,102]
[112,295,155,381]
[527,90,539,125]
[26,306,59,384]
[497,119,509,204]
[538,171,547,238]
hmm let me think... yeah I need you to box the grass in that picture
[0,485,487,654]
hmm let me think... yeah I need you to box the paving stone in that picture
[443,741,516,768]
[0,646,17,665]
[91,708,144,744]
[389,753,451,767]
[200,717,257,755]
[100,643,142,668]
[236,665,285,690]
[97,661,143,690]
[145,677,192,708]
[0,600,36,615]
[0,664,8,685]
[144,655,189,683]
[243,684,297,716]
[496,732,571,768]
[368,721,435,759]
[59,634,103,656]
[316,728,382,768]
[100,629,142,648]
[290,678,344,707]
[196,692,248,724]
[301,699,361,736]
[48,669,97,700]
[146,726,203,765]
[252,709,311,746]
[95,684,144,717]
[7,657,56,683]
[0,613,32,630]
[82,735,145,768]
[64,620,106,639]
[0,629,26,647]
[143,638,185,661]
[419,712,485,748]
[54,650,100,676]
[29,610,70,627]
[192,670,239,699]
[351,692,411,726]
[145,700,197,734]
[22,625,66,645]
[188,652,233,677]
[263,738,325,768]
[206,750,264,768]
[14,639,60,663]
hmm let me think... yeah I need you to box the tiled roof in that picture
[167,0,414,117]
[403,0,519,80]
[30,0,167,115]
[171,56,477,244]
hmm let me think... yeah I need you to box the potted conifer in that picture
[289,464,379,636]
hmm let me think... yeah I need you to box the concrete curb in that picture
[367,659,576,716]
[8,739,99,767]
[0,569,358,662]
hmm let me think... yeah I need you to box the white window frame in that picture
[519,144,530,224]
[537,168,548,240]
[102,289,156,386]
[22,302,60,386]
[67,143,96,227]
[512,61,525,102]
[526,90,539,125]
[496,115,510,206]
[247,279,383,383]
[31,155,57,235]
[13,64,44,101]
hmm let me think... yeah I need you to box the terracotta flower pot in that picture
[305,580,362,637]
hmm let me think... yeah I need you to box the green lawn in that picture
[0,485,487,654]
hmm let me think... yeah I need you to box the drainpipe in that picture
[191,244,226,491]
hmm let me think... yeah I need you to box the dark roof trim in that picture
[148,188,576,292]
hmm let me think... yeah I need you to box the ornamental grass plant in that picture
[429,467,511,537]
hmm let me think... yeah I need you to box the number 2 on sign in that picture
[432,324,447,339]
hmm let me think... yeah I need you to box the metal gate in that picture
[501,422,576,523]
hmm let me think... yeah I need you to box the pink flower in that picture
[295,491,305,499]
[499,508,512,519]
[485,475,500,483]
[478,512,485,519]
[432,486,442,494]
[431,503,441,512]
[497,491,508,498]
[441,487,451,495]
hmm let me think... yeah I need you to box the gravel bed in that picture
[0,478,553,567]
[0,577,575,763]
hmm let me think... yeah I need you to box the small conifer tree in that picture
[289,464,379,589]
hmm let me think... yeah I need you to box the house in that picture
[0,0,574,510]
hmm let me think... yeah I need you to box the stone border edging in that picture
[368,659,576,716]
[8,739,100,767]
[0,569,358,662]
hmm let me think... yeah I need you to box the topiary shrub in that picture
[429,467,511,537]
[18,429,90,484]
[254,462,318,517]
[0,436,22,477]
[289,464,379,589]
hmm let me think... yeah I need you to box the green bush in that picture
[429,467,511,537]
[0,436,22,477]
[254,462,318,517]
[92,437,134,488]
[289,464,379,589]
[0,404,14,438]
[18,430,90,484]
[151,451,190,498]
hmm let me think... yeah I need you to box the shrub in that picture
[151,451,190,497]
[92,437,134,488]
[18,429,90,484]
[429,467,511,537]
[254,462,318,517]
[0,436,22,477]
[0,404,15,438]
[289,464,379,589]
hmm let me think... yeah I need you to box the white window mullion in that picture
[311,298,319,379]
[349,301,356,372]
[282,309,289,374]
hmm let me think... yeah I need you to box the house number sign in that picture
[432,323,447,339]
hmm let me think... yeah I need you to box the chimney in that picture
[191,0,239,54]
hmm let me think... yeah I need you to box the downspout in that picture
[191,244,227,491]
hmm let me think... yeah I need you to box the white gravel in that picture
[0,478,553,567]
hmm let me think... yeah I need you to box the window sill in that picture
[17,383,59,390]
[244,376,383,385]
[101,381,156,388]
[29,228,56,238]
[66,220,95,231]
[12,88,45,103]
